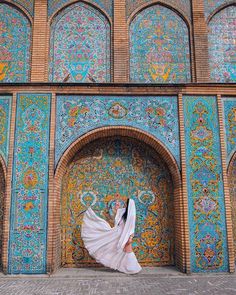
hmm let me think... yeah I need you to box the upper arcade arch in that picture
[49,1,111,83]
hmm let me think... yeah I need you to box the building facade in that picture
[0,0,235,274]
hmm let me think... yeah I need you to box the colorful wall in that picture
[0,0,235,275]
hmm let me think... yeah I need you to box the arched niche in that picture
[49,1,111,83]
[0,2,32,82]
[129,3,191,83]
[208,5,236,82]
[49,126,188,273]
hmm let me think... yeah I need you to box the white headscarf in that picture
[117,199,136,250]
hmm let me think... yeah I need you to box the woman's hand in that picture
[115,200,120,210]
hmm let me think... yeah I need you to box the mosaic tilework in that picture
[130,4,191,83]
[183,96,228,272]
[208,5,236,82]
[204,0,234,19]
[55,95,180,167]
[48,0,113,18]
[0,96,11,164]
[222,98,236,164]
[8,94,51,274]
[49,2,110,83]
[126,0,192,20]
[0,3,31,82]
[228,158,236,262]
[0,165,5,270]
[13,0,34,17]
[61,137,174,267]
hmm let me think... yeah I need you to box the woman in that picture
[81,198,142,274]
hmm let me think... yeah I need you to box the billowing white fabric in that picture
[81,199,142,274]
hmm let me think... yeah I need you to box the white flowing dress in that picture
[81,200,142,274]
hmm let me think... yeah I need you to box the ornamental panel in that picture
[0,3,31,82]
[0,96,11,164]
[208,6,236,82]
[8,94,51,274]
[49,2,110,82]
[55,95,180,167]
[130,4,191,83]
[222,98,236,164]
[183,96,228,272]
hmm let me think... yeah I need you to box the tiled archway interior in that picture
[229,158,236,262]
[61,136,175,267]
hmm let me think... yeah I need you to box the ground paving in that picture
[0,267,235,295]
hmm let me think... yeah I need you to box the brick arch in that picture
[0,0,33,24]
[227,151,236,262]
[49,0,112,25]
[206,2,236,24]
[128,1,194,83]
[48,126,188,273]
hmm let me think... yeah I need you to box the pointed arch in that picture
[129,2,192,83]
[208,4,236,82]
[0,2,32,82]
[49,1,111,83]
[206,1,236,23]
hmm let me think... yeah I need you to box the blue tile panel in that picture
[48,0,113,18]
[0,3,32,82]
[222,98,236,165]
[0,96,11,164]
[55,95,180,167]
[8,94,51,274]
[13,0,34,17]
[126,0,192,20]
[49,2,110,83]
[208,5,236,82]
[130,4,191,83]
[183,96,229,272]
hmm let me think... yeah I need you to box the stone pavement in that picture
[0,267,235,295]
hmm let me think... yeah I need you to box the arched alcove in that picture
[61,136,175,267]
[49,1,111,82]
[50,126,188,273]
[129,3,191,83]
[0,2,32,82]
[208,5,236,82]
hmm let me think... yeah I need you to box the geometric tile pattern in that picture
[183,96,229,272]
[49,2,110,82]
[8,94,51,274]
[55,95,180,167]
[130,4,191,83]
